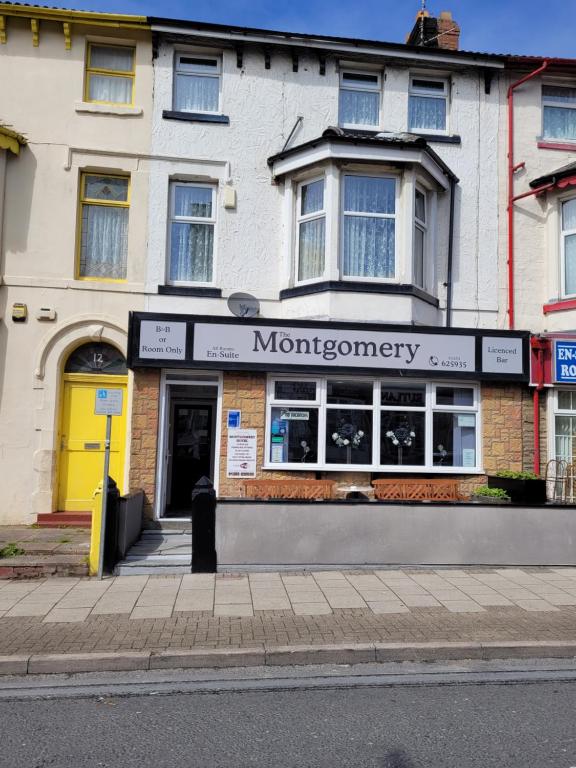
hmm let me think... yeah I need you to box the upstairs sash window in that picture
[543,85,576,141]
[342,175,396,279]
[79,174,129,280]
[413,188,427,288]
[297,178,326,282]
[85,44,135,105]
[169,183,216,284]
[339,70,381,128]
[409,77,448,132]
[562,198,576,296]
[174,54,221,113]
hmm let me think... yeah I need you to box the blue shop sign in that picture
[554,341,576,383]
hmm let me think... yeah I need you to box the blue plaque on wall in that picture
[554,341,576,383]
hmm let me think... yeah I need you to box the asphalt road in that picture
[4,662,576,768]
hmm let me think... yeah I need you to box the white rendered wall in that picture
[147,43,500,328]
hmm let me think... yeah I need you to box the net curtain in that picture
[81,205,128,279]
[170,185,214,282]
[298,180,325,281]
[339,89,379,126]
[88,46,133,104]
[563,199,576,295]
[342,176,396,278]
[408,95,446,131]
[175,75,219,112]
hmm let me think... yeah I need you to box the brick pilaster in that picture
[129,369,160,519]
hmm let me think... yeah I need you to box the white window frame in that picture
[173,52,222,114]
[340,173,399,283]
[295,176,327,286]
[167,181,217,287]
[542,83,576,142]
[560,195,576,298]
[338,69,382,130]
[413,186,428,289]
[548,387,576,469]
[408,75,449,134]
[264,376,481,473]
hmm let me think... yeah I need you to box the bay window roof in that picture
[530,161,576,191]
[267,127,457,189]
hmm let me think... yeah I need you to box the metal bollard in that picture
[191,476,217,573]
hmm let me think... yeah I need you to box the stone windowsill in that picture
[75,102,143,117]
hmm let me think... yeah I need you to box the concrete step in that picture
[115,562,190,575]
[114,527,192,575]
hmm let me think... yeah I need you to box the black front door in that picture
[168,403,213,516]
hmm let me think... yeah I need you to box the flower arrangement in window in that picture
[385,421,416,465]
[385,425,416,447]
[331,421,365,448]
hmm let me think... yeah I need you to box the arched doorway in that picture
[57,342,128,512]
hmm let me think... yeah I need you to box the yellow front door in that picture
[57,373,128,511]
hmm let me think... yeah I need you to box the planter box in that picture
[372,478,462,501]
[244,479,334,500]
[470,494,510,505]
[487,476,547,504]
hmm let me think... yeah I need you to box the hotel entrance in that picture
[158,374,220,518]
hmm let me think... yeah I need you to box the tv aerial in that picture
[227,292,260,318]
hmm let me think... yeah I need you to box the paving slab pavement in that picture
[2,566,576,674]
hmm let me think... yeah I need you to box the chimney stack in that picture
[406,8,460,51]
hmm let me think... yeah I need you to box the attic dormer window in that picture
[338,70,381,128]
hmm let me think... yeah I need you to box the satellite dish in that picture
[227,292,260,318]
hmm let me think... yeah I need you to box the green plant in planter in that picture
[473,486,510,500]
[495,470,540,480]
[488,470,547,504]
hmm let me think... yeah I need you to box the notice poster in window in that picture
[462,448,476,468]
[280,410,309,420]
[227,429,257,477]
[457,415,476,428]
[271,442,284,463]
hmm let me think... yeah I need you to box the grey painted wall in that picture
[216,502,576,567]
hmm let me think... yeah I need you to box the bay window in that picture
[297,178,326,282]
[543,85,576,141]
[291,169,435,288]
[342,175,396,279]
[266,377,480,471]
[562,198,576,296]
[408,77,448,133]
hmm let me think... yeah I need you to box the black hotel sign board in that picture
[128,313,529,382]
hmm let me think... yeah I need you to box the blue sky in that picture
[33,0,575,57]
